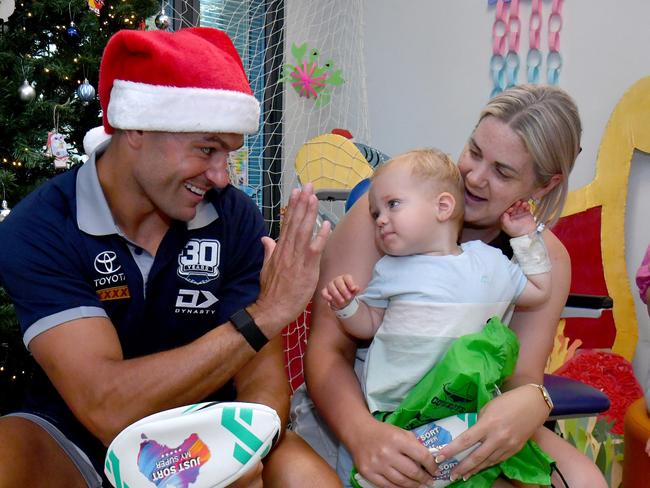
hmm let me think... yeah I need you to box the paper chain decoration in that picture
[281,43,344,108]
[490,0,563,96]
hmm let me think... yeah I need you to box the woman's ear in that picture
[531,173,563,201]
[436,192,456,222]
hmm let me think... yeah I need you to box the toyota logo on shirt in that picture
[94,251,121,275]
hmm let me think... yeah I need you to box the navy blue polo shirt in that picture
[0,145,266,473]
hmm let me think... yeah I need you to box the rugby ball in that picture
[105,401,281,488]
[353,413,480,488]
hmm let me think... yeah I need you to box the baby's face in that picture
[368,164,441,256]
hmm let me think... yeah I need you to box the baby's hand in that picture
[321,274,360,310]
[646,438,650,457]
[501,200,537,237]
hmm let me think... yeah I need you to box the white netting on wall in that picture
[163,0,370,391]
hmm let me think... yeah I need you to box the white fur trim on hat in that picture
[107,80,260,135]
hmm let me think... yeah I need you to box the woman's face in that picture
[458,115,541,229]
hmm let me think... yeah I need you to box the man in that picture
[0,27,338,487]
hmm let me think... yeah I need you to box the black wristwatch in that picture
[229,308,268,352]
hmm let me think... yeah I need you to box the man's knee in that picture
[263,431,342,487]
[0,416,87,488]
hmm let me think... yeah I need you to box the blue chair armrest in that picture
[544,373,610,420]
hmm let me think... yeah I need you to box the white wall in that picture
[361,0,650,342]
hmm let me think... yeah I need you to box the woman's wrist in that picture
[524,383,554,411]
[339,408,379,451]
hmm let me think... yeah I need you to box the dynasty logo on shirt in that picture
[175,289,218,315]
[177,239,221,285]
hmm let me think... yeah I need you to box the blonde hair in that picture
[479,84,582,227]
[373,148,465,224]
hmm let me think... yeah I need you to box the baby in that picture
[322,148,552,414]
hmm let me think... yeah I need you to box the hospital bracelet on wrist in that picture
[334,297,360,319]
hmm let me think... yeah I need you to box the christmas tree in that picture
[0,0,159,413]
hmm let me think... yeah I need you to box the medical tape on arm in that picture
[510,229,551,275]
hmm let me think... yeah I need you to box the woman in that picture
[301,85,608,487]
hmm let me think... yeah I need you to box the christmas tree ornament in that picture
[0,200,10,222]
[0,182,10,222]
[18,79,36,102]
[0,0,16,22]
[46,131,70,169]
[154,11,170,30]
[66,3,80,42]
[46,106,70,169]
[88,0,104,16]
[66,21,80,40]
[77,78,96,102]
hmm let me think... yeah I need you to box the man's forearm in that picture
[35,316,267,446]
[235,336,290,427]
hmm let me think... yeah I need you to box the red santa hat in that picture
[83,27,259,154]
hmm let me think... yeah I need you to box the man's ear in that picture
[436,192,456,222]
[532,173,563,201]
[122,129,144,149]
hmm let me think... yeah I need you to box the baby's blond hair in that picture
[373,148,465,225]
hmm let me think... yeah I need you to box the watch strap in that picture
[230,308,268,352]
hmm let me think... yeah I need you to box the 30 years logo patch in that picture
[177,239,221,285]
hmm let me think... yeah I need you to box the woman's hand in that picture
[349,417,438,488]
[433,385,550,481]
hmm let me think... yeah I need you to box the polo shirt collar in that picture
[76,142,219,236]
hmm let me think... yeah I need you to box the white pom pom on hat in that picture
[83,27,260,155]
[83,126,112,155]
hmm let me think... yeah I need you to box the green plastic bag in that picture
[351,317,554,487]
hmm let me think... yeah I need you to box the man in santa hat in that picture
[0,27,339,487]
